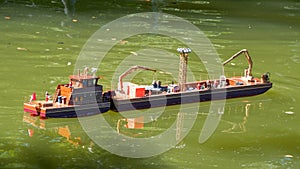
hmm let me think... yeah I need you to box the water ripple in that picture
[290,55,300,63]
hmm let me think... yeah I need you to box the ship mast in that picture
[177,48,191,92]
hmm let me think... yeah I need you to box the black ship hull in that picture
[111,83,272,112]
[40,102,110,118]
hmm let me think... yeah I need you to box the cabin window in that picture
[82,80,87,87]
[86,80,91,87]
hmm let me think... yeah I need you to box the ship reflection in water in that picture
[115,100,270,145]
[222,103,251,134]
[22,99,270,152]
[198,100,270,140]
[22,113,95,152]
[116,111,187,142]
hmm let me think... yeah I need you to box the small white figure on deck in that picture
[45,91,50,101]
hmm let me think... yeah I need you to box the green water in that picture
[1,0,300,168]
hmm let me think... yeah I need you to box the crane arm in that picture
[118,65,156,92]
[222,49,253,77]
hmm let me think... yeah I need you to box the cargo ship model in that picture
[110,48,272,112]
[24,48,272,117]
[23,69,111,118]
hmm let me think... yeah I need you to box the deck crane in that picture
[118,65,157,93]
[222,49,253,78]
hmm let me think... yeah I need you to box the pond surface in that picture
[1,0,300,168]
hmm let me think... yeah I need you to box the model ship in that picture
[23,69,111,118]
[24,48,272,117]
[111,48,272,112]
